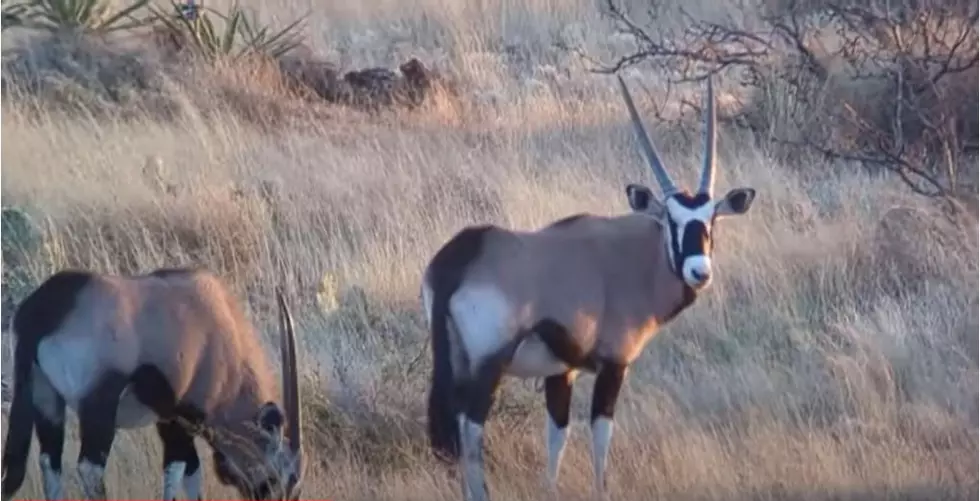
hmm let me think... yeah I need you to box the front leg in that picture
[157,421,203,500]
[543,371,575,491]
[76,374,128,500]
[589,362,627,498]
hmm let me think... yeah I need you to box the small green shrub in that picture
[4,0,153,35]
[2,0,31,30]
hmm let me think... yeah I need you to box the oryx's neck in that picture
[631,215,698,322]
[203,362,279,436]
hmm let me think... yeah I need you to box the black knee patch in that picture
[157,421,200,474]
[533,319,597,371]
[544,373,574,428]
[129,364,178,416]
[77,371,128,466]
[590,363,627,422]
[129,364,206,430]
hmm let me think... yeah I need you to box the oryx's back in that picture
[13,268,273,413]
[424,213,689,364]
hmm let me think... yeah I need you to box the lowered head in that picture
[210,292,305,500]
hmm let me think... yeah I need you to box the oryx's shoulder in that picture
[538,212,658,240]
[544,213,596,229]
[137,267,235,300]
[141,266,222,286]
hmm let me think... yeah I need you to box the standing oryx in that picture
[421,75,757,501]
[1,267,305,500]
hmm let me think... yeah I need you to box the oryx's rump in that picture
[424,225,492,462]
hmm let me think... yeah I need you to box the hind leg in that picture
[76,373,127,500]
[32,370,67,500]
[458,355,507,501]
[157,421,203,500]
[543,371,575,492]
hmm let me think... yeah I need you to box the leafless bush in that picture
[595,0,978,213]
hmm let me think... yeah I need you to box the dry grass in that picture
[1,0,977,500]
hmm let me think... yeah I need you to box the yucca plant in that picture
[2,0,32,30]
[149,0,307,62]
[6,0,154,35]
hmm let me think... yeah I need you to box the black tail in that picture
[426,287,459,463]
[2,334,39,499]
[2,269,90,499]
[424,225,493,464]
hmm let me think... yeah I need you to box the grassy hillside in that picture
[1,0,977,499]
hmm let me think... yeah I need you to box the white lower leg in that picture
[162,461,186,501]
[77,460,107,500]
[39,453,64,500]
[590,417,614,495]
[458,414,489,501]
[183,465,203,500]
[545,415,569,489]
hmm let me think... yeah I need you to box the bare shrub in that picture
[596,0,979,212]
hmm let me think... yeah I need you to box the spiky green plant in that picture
[7,0,154,35]
[1,0,31,30]
[149,0,307,62]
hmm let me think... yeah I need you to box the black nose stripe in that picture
[681,220,709,257]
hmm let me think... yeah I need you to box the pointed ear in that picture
[626,183,652,210]
[715,188,756,217]
[626,183,665,216]
[256,401,285,435]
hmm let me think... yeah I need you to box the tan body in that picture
[3,267,303,501]
[432,213,690,380]
[34,270,277,431]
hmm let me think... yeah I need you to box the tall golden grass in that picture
[1,0,977,499]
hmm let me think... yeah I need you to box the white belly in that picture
[449,284,573,379]
[505,336,570,378]
[35,336,159,429]
[37,335,102,406]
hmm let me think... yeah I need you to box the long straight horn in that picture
[698,76,717,196]
[276,290,302,458]
[617,75,679,196]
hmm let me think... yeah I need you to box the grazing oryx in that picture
[1,267,304,501]
[421,75,757,501]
